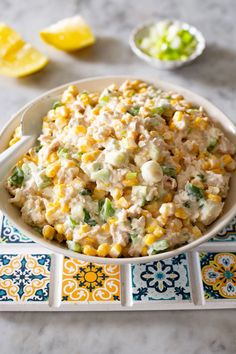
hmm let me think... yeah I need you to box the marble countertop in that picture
[0,0,236,353]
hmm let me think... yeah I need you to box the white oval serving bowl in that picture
[0,76,235,264]
[130,20,206,69]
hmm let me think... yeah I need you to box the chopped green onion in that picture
[52,101,63,110]
[79,189,92,196]
[8,167,24,187]
[127,106,140,116]
[100,95,110,104]
[207,138,218,152]
[40,176,52,189]
[130,233,138,243]
[57,147,69,158]
[83,209,97,226]
[69,217,77,228]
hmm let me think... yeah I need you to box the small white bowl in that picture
[130,20,206,70]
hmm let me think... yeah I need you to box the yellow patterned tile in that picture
[62,257,120,302]
[0,254,51,302]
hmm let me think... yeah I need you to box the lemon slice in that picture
[40,15,95,51]
[0,23,48,77]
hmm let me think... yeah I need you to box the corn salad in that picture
[6,80,236,258]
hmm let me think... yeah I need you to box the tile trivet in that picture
[0,212,236,311]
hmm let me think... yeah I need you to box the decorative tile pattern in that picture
[0,254,51,302]
[209,216,236,242]
[132,254,191,301]
[0,215,33,243]
[62,257,120,302]
[200,252,236,300]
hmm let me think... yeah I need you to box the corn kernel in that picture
[194,117,208,129]
[42,225,55,240]
[207,194,222,203]
[156,215,168,227]
[61,202,70,213]
[92,107,100,115]
[173,111,183,122]
[101,223,110,232]
[81,150,100,163]
[65,230,73,241]
[54,184,66,198]
[45,161,60,178]
[55,116,68,129]
[48,152,58,163]
[175,207,188,220]
[122,178,138,187]
[55,105,70,118]
[83,245,97,256]
[212,168,224,174]
[97,243,110,257]
[55,223,65,234]
[109,244,122,258]
[202,161,210,170]
[80,224,91,233]
[113,188,123,200]
[159,203,175,217]
[222,154,233,165]
[75,125,87,135]
[141,246,148,256]
[153,225,165,238]
[192,226,202,238]
[55,233,65,243]
[144,201,159,216]
[145,234,158,246]
[92,188,107,200]
[146,218,158,233]
[222,154,236,171]
[169,218,183,232]
[107,217,118,224]
[163,193,173,203]
[83,236,97,246]
[115,197,130,209]
[78,144,89,153]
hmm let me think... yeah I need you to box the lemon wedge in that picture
[0,23,48,77]
[40,15,95,51]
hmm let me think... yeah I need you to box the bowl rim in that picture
[129,19,206,68]
[0,74,236,265]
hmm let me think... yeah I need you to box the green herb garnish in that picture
[8,167,24,187]
[148,240,169,255]
[162,166,176,178]
[185,183,205,201]
[130,233,138,243]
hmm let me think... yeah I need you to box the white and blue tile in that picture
[0,215,33,243]
[209,216,236,242]
[132,254,191,301]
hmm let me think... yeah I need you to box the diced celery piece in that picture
[67,241,82,253]
[148,240,169,255]
[99,198,115,221]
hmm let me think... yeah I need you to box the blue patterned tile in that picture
[209,216,236,242]
[200,252,236,300]
[132,254,191,301]
[0,254,51,302]
[0,215,34,243]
